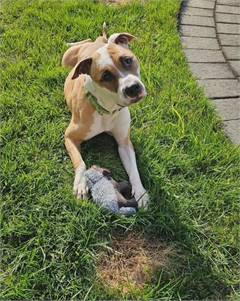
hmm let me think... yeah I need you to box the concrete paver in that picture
[181,15,215,27]
[182,6,213,17]
[198,79,240,98]
[185,0,215,9]
[224,120,240,144]
[180,25,216,37]
[217,23,240,34]
[217,0,240,5]
[216,5,240,14]
[222,46,240,60]
[180,0,240,144]
[212,98,240,120]
[218,34,240,46]
[181,37,219,49]
[216,13,240,24]
[189,63,234,79]
[184,49,225,62]
[229,60,240,76]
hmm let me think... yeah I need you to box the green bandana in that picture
[86,91,121,115]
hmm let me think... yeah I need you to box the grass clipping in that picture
[98,233,173,293]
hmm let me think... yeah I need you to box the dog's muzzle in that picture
[123,83,146,103]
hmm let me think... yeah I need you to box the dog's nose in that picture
[124,83,142,98]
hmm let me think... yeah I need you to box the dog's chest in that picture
[85,112,118,140]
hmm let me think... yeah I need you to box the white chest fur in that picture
[85,107,131,141]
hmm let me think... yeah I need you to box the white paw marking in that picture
[133,188,150,209]
[73,166,89,200]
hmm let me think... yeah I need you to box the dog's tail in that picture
[102,22,108,40]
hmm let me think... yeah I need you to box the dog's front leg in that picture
[65,125,88,199]
[111,125,149,208]
[117,141,149,208]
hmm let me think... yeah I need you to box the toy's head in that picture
[85,166,106,188]
[91,165,112,178]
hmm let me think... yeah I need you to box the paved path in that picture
[180,0,240,144]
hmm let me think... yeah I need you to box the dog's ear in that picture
[72,58,92,80]
[108,33,136,48]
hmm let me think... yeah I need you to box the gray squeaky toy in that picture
[85,165,138,216]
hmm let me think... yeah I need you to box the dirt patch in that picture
[97,232,174,294]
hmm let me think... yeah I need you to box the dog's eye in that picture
[102,71,114,81]
[121,57,133,68]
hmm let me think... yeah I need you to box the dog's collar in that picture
[86,91,122,115]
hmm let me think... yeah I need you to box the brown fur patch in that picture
[65,74,95,136]
[97,232,174,294]
[107,43,139,76]
[90,57,119,93]
[62,37,107,69]
[64,74,95,169]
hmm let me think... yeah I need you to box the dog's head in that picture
[71,33,146,107]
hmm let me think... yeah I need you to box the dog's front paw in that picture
[133,188,150,209]
[73,167,89,200]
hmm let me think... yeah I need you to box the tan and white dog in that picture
[62,25,149,208]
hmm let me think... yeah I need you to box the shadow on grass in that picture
[80,134,231,299]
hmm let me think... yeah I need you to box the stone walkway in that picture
[180,0,240,144]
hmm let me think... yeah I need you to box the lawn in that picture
[1,0,240,299]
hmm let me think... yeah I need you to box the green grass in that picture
[1,0,240,299]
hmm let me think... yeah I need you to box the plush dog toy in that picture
[85,165,138,216]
